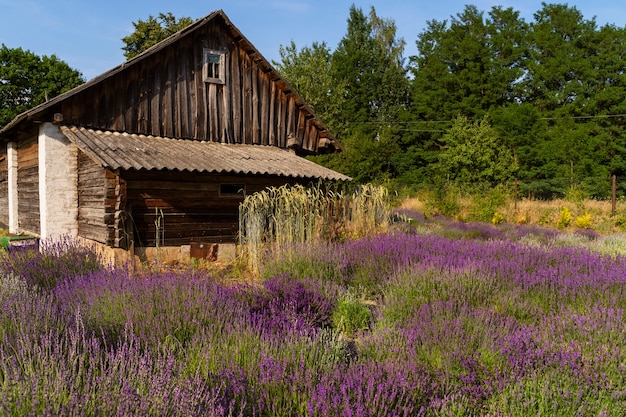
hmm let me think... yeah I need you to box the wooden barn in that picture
[0,9,349,261]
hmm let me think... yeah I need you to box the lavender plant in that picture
[4,227,626,415]
[0,236,107,290]
[0,272,29,300]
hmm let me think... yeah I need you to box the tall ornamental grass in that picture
[239,183,388,273]
[3,223,626,415]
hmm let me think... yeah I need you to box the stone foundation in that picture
[87,239,238,269]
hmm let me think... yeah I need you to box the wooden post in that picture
[612,175,617,218]
[514,177,518,213]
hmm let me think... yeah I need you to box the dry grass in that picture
[498,198,626,234]
[398,197,427,212]
[399,195,626,235]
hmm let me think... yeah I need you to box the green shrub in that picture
[467,183,510,223]
[425,183,461,218]
[614,213,626,230]
[332,291,372,338]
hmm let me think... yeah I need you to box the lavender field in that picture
[2,218,626,416]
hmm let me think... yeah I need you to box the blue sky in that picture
[1,0,624,81]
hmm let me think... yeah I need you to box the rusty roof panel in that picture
[60,125,351,181]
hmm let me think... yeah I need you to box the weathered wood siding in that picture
[107,171,128,249]
[77,153,129,249]
[122,171,299,247]
[55,14,323,153]
[77,151,107,243]
[17,134,39,234]
[0,146,8,227]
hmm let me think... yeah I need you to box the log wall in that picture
[17,134,39,234]
[77,153,130,249]
[122,171,298,247]
[0,146,7,227]
[77,151,107,243]
[109,171,128,249]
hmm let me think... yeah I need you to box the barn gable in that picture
[1,10,340,155]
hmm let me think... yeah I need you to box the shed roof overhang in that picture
[61,125,351,181]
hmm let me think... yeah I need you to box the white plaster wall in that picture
[38,123,79,239]
[7,142,19,233]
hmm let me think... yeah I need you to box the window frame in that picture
[203,48,226,84]
[219,183,245,199]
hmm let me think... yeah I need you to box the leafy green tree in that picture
[410,5,527,121]
[435,115,517,184]
[407,3,626,196]
[406,6,528,188]
[518,3,625,197]
[580,24,626,182]
[121,12,193,59]
[486,6,529,104]
[274,41,341,130]
[331,5,409,135]
[489,103,551,195]
[326,5,410,182]
[521,3,597,111]
[0,44,83,128]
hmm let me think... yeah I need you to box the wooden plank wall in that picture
[77,152,129,249]
[77,151,107,243]
[57,16,324,153]
[108,171,128,249]
[0,146,8,227]
[123,171,297,247]
[17,134,39,234]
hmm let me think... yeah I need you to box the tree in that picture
[521,3,597,111]
[486,6,529,105]
[407,6,528,188]
[274,41,341,130]
[324,5,410,182]
[489,103,550,195]
[435,115,517,184]
[519,3,625,197]
[578,24,626,183]
[410,5,528,121]
[0,44,84,128]
[121,12,193,59]
[332,5,409,135]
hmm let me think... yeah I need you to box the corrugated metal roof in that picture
[61,125,351,181]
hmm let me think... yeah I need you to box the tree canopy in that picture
[0,45,84,128]
[4,5,626,199]
[277,3,626,198]
[121,12,194,59]
[436,115,517,184]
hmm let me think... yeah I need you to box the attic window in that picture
[203,48,225,84]
[219,183,245,198]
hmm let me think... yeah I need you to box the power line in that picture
[359,113,626,125]
[394,129,446,132]
[540,113,626,120]
[361,120,453,125]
